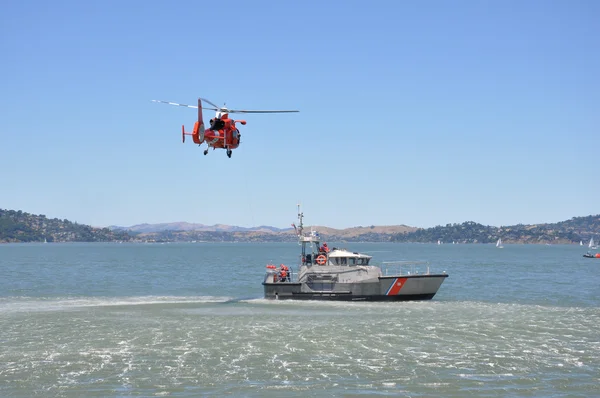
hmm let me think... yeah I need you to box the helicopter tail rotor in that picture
[181,123,204,145]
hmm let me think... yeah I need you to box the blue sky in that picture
[1,0,598,229]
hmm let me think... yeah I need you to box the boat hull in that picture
[263,275,448,301]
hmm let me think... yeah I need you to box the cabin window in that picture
[340,257,347,265]
[348,258,356,266]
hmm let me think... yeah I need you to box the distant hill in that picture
[3,208,599,244]
[128,224,418,243]
[390,215,600,244]
[313,225,416,237]
[111,222,412,236]
[0,209,131,243]
[110,222,293,234]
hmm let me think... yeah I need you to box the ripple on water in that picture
[1,298,600,396]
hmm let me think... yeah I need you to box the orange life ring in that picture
[316,255,327,265]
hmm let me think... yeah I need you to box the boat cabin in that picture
[300,234,371,267]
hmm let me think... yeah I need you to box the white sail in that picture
[580,240,583,246]
[589,238,595,248]
[496,238,503,248]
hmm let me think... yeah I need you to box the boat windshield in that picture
[332,257,370,266]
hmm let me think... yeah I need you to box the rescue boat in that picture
[262,207,448,301]
[583,252,600,258]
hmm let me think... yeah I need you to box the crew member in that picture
[319,242,330,253]
[210,117,225,131]
[279,264,289,282]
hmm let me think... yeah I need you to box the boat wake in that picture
[0,295,234,314]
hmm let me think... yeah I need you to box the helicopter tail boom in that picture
[197,98,204,128]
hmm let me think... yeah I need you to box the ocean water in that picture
[1,242,599,397]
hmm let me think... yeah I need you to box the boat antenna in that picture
[297,203,304,237]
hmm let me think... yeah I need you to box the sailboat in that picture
[580,240,584,246]
[589,238,598,249]
[496,238,504,248]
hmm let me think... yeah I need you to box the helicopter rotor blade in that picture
[153,99,298,114]
[151,100,218,111]
[198,97,222,110]
[226,109,300,114]
[198,97,298,114]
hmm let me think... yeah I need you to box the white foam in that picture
[0,295,233,313]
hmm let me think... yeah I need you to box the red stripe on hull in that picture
[387,277,408,295]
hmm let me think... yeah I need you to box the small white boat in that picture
[589,238,598,249]
[496,238,504,248]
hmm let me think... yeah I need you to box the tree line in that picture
[0,209,131,243]
[390,215,600,244]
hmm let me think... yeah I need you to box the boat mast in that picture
[296,204,307,265]
[297,203,304,238]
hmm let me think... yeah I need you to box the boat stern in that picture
[263,281,302,299]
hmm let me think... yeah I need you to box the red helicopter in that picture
[152,98,298,158]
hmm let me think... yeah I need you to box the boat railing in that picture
[381,261,431,276]
[265,267,297,283]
